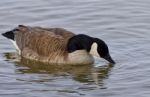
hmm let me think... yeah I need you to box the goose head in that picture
[67,34,115,64]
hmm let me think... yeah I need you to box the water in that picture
[0,0,150,97]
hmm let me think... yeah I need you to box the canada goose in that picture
[2,25,115,65]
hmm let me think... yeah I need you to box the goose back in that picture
[15,25,75,63]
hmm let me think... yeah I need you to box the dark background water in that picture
[0,0,150,97]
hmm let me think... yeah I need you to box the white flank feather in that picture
[9,40,21,55]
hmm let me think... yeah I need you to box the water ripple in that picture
[0,0,150,97]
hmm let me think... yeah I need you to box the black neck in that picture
[67,34,95,53]
[93,38,109,57]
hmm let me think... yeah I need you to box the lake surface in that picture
[0,0,150,97]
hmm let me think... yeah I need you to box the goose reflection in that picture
[4,52,113,86]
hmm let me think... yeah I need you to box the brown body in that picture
[15,25,94,65]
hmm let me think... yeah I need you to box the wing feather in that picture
[15,25,75,59]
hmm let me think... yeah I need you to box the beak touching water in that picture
[103,54,115,64]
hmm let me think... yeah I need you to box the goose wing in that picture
[15,25,75,57]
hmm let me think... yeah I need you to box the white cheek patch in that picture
[9,39,21,55]
[89,42,100,57]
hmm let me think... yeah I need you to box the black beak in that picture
[104,54,115,64]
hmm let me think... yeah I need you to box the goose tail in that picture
[2,30,15,40]
[2,29,21,54]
